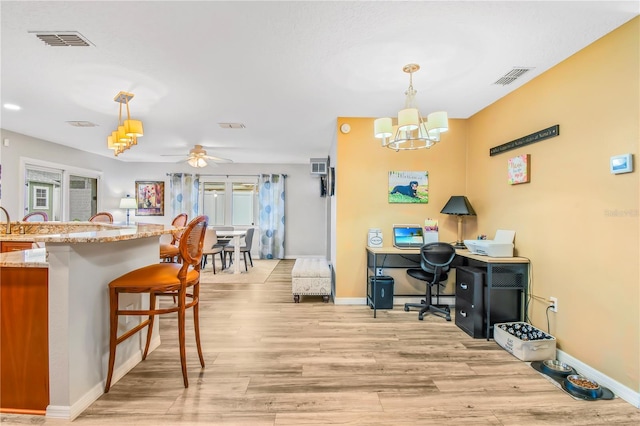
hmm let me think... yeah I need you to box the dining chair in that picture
[223,227,255,272]
[22,211,48,221]
[160,213,188,262]
[201,228,225,273]
[104,215,208,392]
[89,212,113,223]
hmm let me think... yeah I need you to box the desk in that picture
[216,230,246,274]
[366,247,529,338]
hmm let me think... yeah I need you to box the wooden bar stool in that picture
[159,213,188,262]
[104,215,208,392]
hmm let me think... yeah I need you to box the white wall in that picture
[0,129,327,258]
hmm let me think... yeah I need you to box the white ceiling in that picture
[1,1,638,165]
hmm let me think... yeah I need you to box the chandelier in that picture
[374,64,448,151]
[107,91,144,156]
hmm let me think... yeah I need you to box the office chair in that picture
[404,242,456,321]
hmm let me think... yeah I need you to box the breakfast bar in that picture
[0,222,175,420]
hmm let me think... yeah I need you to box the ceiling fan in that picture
[162,145,233,168]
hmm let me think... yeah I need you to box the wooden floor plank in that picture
[1,258,639,425]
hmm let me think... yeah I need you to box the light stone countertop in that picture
[0,222,178,267]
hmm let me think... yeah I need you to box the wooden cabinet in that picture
[0,267,49,414]
[0,241,34,253]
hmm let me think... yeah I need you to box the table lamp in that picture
[440,195,476,249]
[119,194,137,225]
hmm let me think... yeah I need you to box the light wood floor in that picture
[3,259,639,425]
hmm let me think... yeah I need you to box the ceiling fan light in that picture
[124,119,144,137]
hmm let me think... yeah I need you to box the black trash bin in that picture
[368,276,394,309]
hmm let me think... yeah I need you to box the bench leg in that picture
[322,295,329,303]
[293,295,300,303]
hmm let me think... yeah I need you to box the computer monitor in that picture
[392,224,424,249]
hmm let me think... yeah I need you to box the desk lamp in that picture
[119,194,137,225]
[440,196,476,249]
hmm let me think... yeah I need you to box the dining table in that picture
[215,229,247,274]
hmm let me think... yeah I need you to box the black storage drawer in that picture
[455,266,485,306]
[455,266,521,338]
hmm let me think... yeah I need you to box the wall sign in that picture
[490,125,559,156]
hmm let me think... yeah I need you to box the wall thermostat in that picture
[610,153,633,174]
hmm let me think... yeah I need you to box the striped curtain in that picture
[258,174,286,259]
[169,173,199,222]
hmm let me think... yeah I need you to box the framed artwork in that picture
[508,154,531,185]
[388,171,429,203]
[135,181,165,216]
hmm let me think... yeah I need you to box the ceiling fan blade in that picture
[203,155,233,163]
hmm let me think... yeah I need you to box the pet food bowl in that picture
[564,374,603,399]
[541,359,573,376]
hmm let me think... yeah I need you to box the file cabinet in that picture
[455,266,521,338]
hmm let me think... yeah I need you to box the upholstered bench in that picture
[292,257,332,303]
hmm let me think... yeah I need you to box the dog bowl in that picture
[564,374,603,399]
[541,359,573,376]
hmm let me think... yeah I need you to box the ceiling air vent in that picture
[66,121,98,128]
[30,31,92,47]
[218,122,246,129]
[493,67,533,86]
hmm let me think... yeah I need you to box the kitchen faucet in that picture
[0,206,11,234]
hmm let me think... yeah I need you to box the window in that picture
[33,186,49,209]
[199,176,257,227]
[22,159,102,221]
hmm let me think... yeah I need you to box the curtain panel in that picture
[169,173,200,222]
[258,174,285,259]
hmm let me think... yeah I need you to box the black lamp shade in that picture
[440,196,476,216]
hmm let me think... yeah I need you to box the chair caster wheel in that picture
[418,314,424,321]
[445,317,451,322]
[404,306,410,312]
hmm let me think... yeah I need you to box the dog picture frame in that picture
[135,181,165,216]
[388,171,429,204]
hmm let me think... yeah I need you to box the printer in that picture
[464,230,516,257]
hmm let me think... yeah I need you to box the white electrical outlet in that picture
[376,268,383,276]
[549,297,558,313]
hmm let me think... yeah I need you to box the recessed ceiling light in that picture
[3,103,21,110]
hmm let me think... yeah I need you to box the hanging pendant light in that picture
[374,64,448,151]
[106,91,144,156]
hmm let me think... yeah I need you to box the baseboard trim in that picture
[556,349,640,408]
[46,336,161,419]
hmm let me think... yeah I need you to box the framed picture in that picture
[135,181,165,216]
[388,171,429,203]
[508,154,531,185]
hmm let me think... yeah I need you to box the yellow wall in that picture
[336,17,638,391]
[336,117,469,299]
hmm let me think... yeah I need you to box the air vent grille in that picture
[218,122,246,129]
[493,67,533,86]
[310,158,328,175]
[31,31,92,47]
[66,121,98,127]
